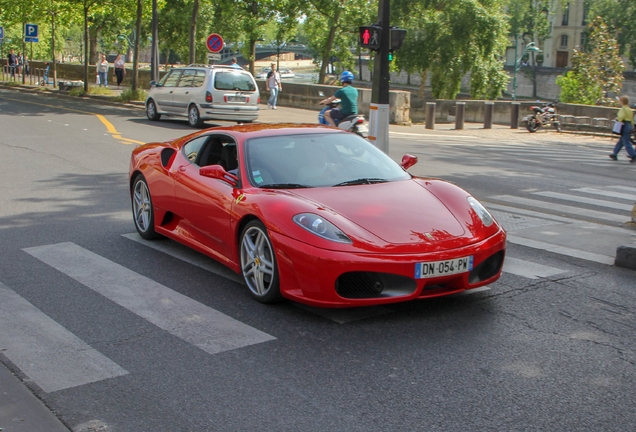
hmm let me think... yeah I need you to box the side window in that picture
[182,136,208,163]
[177,69,196,87]
[163,70,182,87]
[192,70,206,87]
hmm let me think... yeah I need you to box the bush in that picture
[87,86,113,96]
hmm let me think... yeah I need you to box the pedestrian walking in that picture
[97,54,109,87]
[266,62,281,109]
[7,49,17,79]
[113,54,125,88]
[609,96,636,163]
[16,52,23,77]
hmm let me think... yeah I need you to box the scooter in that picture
[318,92,369,138]
[523,101,561,133]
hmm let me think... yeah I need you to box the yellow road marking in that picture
[0,93,145,145]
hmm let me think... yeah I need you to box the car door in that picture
[171,69,196,116]
[153,69,182,113]
[172,134,238,261]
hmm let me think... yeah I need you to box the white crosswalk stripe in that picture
[487,184,636,266]
[0,282,129,393]
[24,242,276,355]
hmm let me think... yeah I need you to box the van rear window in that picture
[214,71,256,92]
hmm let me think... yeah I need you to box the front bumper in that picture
[270,228,507,308]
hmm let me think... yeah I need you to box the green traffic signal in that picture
[388,52,394,61]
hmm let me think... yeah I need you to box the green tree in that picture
[589,0,636,70]
[303,0,374,83]
[392,0,510,99]
[556,16,624,106]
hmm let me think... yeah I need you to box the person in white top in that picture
[265,62,282,109]
[97,54,109,87]
[113,54,125,88]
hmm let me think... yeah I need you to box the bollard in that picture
[455,102,465,130]
[425,102,436,130]
[484,101,494,129]
[510,102,520,129]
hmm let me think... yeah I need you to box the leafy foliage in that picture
[392,0,510,99]
[556,17,624,106]
[590,0,636,70]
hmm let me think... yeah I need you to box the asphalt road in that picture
[1,88,635,432]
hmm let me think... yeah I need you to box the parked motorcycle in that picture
[523,101,561,133]
[318,92,368,138]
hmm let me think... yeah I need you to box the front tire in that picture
[188,104,203,127]
[553,121,561,133]
[146,99,161,121]
[240,220,282,303]
[132,175,161,240]
[526,117,539,132]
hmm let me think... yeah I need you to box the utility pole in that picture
[368,0,391,154]
[151,0,159,82]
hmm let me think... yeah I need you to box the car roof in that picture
[196,123,344,139]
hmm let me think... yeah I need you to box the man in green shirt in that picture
[319,71,358,127]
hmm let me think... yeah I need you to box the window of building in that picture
[562,3,570,26]
[560,35,568,48]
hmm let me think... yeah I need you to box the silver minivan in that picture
[145,65,260,127]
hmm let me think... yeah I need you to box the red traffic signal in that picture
[359,26,381,51]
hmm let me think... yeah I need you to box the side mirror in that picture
[400,154,418,170]
[200,165,238,187]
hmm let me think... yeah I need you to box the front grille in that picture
[335,272,416,299]
[468,251,505,284]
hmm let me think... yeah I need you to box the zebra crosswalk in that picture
[2,184,633,393]
[486,184,636,266]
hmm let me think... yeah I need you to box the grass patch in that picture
[115,88,147,103]
[69,87,85,96]
[86,86,114,96]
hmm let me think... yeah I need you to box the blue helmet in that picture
[340,71,354,83]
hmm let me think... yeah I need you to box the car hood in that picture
[290,180,467,245]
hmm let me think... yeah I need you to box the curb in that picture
[615,244,636,270]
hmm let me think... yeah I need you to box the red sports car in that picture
[129,124,506,308]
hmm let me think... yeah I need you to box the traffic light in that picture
[390,28,407,51]
[359,26,381,51]
[388,52,394,62]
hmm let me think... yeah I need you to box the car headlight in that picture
[293,213,352,243]
[467,197,494,227]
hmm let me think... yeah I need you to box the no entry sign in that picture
[206,33,224,53]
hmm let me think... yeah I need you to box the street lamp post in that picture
[512,41,541,101]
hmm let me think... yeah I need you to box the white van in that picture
[145,65,260,127]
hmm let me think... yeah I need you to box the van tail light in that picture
[205,91,212,103]
[246,97,250,103]
[258,97,261,104]
[223,96,227,102]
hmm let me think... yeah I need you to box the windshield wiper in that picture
[261,183,312,189]
[334,178,388,187]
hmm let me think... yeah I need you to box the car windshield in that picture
[244,132,411,188]
[214,71,256,91]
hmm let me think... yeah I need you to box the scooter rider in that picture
[320,71,358,127]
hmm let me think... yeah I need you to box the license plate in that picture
[414,256,473,279]
[228,96,246,102]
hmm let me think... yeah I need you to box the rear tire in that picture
[553,122,561,133]
[131,175,162,240]
[526,118,539,133]
[146,99,161,121]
